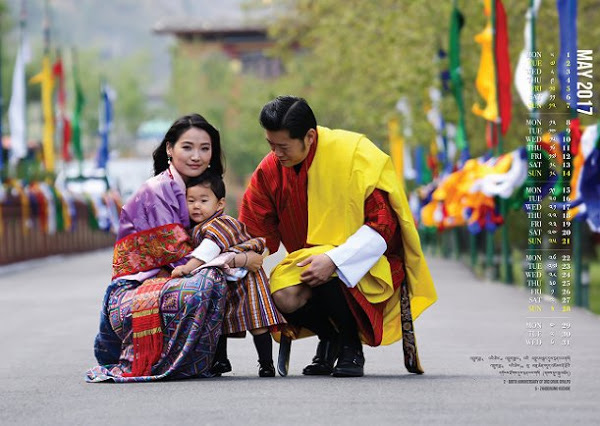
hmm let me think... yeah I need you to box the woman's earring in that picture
[167,156,172,164]
[207,164,211,168]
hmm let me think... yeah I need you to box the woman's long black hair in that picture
[152,113,224,176]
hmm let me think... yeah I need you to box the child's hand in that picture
[244,251,264,272]
[171,265,188,278]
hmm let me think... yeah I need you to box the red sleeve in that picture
[238,163,282,254]
[364,189,399,245]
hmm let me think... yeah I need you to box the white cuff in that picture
[191,239,221,263]
[325,225,387,288]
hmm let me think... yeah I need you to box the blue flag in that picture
[557,0,578,109]
[96,82,115,170]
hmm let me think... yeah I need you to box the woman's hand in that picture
[242,251,264,272]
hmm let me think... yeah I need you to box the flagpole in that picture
[490,0,513,284]
[15,0,27,181]
[71,48,84,176]
[0,11,4,181]
[44,0,50,179]
[448,0,476,267]
[525,0,541,291]
[43,0,50,55]
[483,1,497,281]
[31,0,57,180]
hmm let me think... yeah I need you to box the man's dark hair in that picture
[186,171,226,199]
[259,95,317,140]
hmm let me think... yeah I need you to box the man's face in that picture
[265,129,314,167]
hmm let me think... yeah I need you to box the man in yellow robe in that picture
[239,96,436,377]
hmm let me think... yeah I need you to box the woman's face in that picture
[167,127,213,182]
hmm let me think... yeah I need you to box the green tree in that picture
[167,49,271,179]
[267,0,600,156]
[167,0,600,185]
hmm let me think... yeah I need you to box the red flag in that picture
[569,118,582,156]
[486,121,499,149]
[427,152,439,179]
[52,56,72,161]
[62,117,72,160]
[494,0,512,135]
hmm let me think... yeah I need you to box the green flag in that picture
[72,51,85,168]
[448,0,469,159]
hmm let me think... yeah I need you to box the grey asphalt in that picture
[0,249,598,425]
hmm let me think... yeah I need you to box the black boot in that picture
[313,280,364,377]
[282,299,339,376]
[211,335,232,376]
[302,337,340,375]
[253,332,275,377]
[258,360,276,377]
[332,345,364,377]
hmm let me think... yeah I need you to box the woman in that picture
[86,114,262,382]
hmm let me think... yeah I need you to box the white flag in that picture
[8,37,31,165]
[403,144,416,180]
[514,0,549,110]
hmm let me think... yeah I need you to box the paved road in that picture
[0,249,598,425]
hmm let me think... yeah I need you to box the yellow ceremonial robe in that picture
[270,126,437,345]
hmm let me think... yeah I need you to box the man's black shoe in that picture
[332,345,364,377]
[210,359,232,376]
[302,338,339,376]
[258,360,276,377]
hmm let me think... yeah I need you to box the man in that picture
[239,95,436,377]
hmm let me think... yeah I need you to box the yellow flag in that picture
[29,56,55,173]
[387,117,405,188]
[472,0,498,122]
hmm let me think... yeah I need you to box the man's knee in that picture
[273,285,311,313]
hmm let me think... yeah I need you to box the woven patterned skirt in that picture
[86,268,226,382]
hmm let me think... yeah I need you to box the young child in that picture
[172,172,284,377]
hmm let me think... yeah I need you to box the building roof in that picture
[153,18,268,38]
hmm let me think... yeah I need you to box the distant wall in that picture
[0,196,116,266]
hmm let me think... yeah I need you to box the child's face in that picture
[186,184,225,223]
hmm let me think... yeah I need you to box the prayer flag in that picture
[96,82,115,169]
[557,0,578,109]
[388,118,405,188]
[8,35,31,166]
[404,144,416,181]
[514,0,548,110]
[30,55,55,173]
[71,51,85,166]
[448,1,469,155]
[494,0,512,135]
[472,0,498,123]
[53,55,72,161]
[415,146,427,185]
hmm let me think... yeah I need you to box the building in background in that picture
[153,19,283,79]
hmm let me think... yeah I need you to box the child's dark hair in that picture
[186,171,226,199]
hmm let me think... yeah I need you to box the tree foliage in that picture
[167,49,273,179]
[267,0,599,157]
[168,0,600,182]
